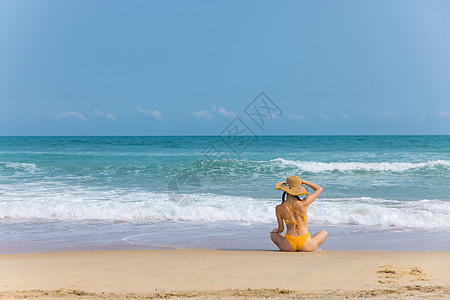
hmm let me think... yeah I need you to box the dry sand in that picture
[0,250,448,299]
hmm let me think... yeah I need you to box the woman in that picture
[270,175,327,252]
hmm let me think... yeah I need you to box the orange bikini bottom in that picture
[285,232,310,251]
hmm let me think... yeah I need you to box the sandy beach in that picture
[0,250,448,299]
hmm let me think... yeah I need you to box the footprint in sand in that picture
[377,265,430,285]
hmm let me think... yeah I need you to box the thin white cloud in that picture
[47,111,87,121]
[93,110,117,120]
[320,114,333,121]
[192,110,213,120]
[212,106,236,118]
[437,111,450,118]
[362,108,398,121]
[289,113,307,122]
[137,106,168,121]
[341,114,350,119]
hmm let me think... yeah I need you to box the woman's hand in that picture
[270,228,279,234]
[302,179,322,191]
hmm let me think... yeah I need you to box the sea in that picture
[1,136,449,254]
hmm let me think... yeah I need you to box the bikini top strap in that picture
[285,209,293,221]
[287,200,308,221]
[284,200,299,221]
[292,200,300,233]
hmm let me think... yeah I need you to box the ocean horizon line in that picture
[1,134,450,138]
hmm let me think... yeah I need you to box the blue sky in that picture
[1,0,449,135]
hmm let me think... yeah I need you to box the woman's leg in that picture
[300,230,328,252]
[270,231,295,252]
[311,230,327,248]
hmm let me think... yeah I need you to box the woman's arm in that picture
[270,205,285,233]
[301,180,323,207]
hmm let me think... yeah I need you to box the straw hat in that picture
[275,175,309,196]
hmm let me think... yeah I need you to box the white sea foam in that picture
[271,158,450,173]
[0,189,271,223]
[0,162,37,171]
[0,185,448,229]
[309,198,450,229]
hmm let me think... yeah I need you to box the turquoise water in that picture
[1,136,449,253]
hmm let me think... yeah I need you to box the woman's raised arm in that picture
[301,180,323,206]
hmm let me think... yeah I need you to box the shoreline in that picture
[2,247,450,256]
[3,221,449,254]
[1,249,448,299]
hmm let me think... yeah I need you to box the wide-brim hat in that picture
[275,175,309,196]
